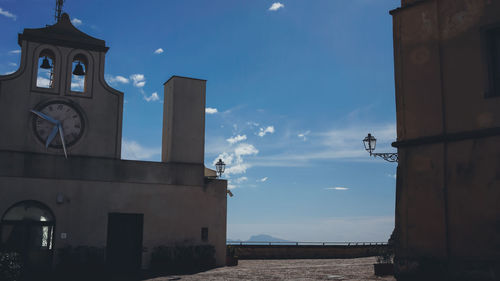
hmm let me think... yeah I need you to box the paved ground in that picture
[144,257,396,281]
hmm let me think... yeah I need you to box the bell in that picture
[72,62,85,76]
[40,57,52,69]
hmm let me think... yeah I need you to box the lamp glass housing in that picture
[215,159,225,177]
[363,133,377,154]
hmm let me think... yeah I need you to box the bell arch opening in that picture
[70,54,88,93]
[36,49,56,89]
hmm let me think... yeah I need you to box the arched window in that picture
[36,50,56,88]
[70,54,88,93]
[0,201,55,251]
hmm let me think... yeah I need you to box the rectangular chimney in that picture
[161,76,206,164]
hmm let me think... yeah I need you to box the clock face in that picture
[33,101,85,148]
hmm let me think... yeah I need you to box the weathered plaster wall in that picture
[0,152,227,267]
[392,0,500,278]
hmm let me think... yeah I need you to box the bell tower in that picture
[0,13,124,159]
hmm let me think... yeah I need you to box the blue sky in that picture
[0,0,400,242]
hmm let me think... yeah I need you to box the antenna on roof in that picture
[55,0,65,22]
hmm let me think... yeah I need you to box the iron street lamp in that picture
[363,133,398,162]
[215,158,226,178]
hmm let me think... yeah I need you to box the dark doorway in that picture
[0,200,55,277]
[106,213,143,280]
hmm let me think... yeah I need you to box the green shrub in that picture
[150,244,216,274]
[0,252,22,281]
[56,246,105,276]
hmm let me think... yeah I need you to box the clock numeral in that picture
[48,106,53,111]
[75,124,81,129]
[73,115,78,119]
[57,105,63,110]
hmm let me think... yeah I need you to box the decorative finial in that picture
[55,0,65,22]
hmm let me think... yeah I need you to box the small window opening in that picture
[201,227,208,242]
[71,55,87,93]
[36,51,55,88]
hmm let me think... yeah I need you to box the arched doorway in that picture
[0,201,55,272]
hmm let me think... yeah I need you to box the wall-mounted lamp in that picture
[363,133,398,162]
[215,158,225,178]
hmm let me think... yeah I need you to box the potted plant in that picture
[226,246,238,266]
[374,247,394,276]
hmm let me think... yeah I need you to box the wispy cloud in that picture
[234,177,248,184]
[130,74,146,88]
[8,62,17,67]
[298,130,310,141]
[106,75,129,85]
[259,177,268,182]
[325,187,349,191]
[268,2,285,11]
[258,126,275,137]
[154,48,164,54]
[8,50,20,54]
[0,8,16,20]
[143,92,160,102]
[227,134,247,145]
[249,123,396,167]
[71,18,82,26]
[206,107,218,114]
[121,139,160,160]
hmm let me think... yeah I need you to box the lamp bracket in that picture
[372,153,398,163]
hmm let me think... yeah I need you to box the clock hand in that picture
[46,125,59,148]
[58,124,68,159]
[30,110,59,125]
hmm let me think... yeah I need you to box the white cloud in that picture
[154,48,164,54]
[121,139,160,160]
[8,62,17,67]
[71,75,85,91]
[130,74,146,88]
[36,77,51,88]
[228,183,237,190]
[206,107,218,114]
[268,2,284,11]
[213,143,259,176]
[8,50,20,54]
[144,92,160,102]
[325,187,349,191]
[388,174,396,179]
[0,8,16,20]
[259,177,268,182]
[227,134,247,145]
[298,130,311,141]
[3,70,15,75]
[258,126,275,137]
[235,143,258,156]
[71,18,82,26]
[106,75,129,84]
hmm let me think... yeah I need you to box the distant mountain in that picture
[247,234,290,242]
